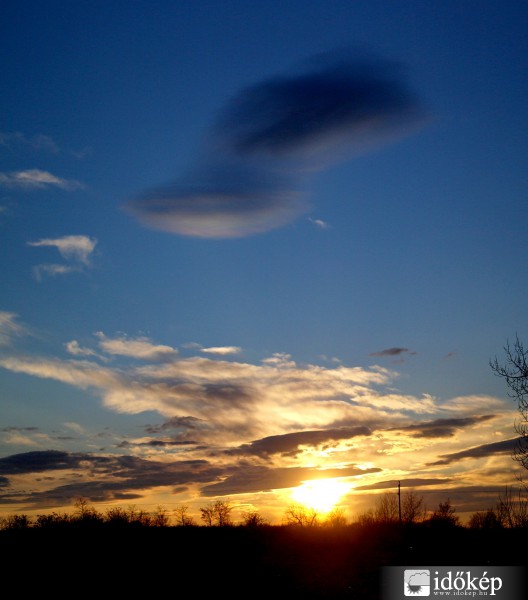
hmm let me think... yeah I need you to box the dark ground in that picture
[0,524,524,598]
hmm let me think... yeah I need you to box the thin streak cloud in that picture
[0,312,28,346]
[0,169,83,190]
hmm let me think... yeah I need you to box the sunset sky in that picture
[1,0,527,523]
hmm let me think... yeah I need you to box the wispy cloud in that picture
[95,332,178,361]
[65,340,102,359]
[0,131,59,153]
[28,235,97,279]
[32,264,80,280]
[0,169,84,191]
[0,311,28,346]
[127,51,425,238]
[0,351,431,445]
[0,321,517,510]
[28,235,97,265]
[308,217,330,229]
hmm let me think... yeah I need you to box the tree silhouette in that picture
[491,336,528,470]
[284,503,319,527]
[200,500,233,526]
[428,499,460,526]
[402,490,425,524]
[374,492,399,523]
[324,507,347,527]
[174,504,196,526]
[241,510,267,527]
[468,509,502,529]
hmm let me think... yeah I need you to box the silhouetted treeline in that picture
[0,517,524,599]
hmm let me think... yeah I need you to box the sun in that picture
[290,478,350,513]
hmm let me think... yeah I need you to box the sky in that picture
[0,0,527,523]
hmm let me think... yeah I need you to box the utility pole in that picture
[398,481,402,524]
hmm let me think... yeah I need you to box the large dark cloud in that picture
[214,56,421,158]
[127,52,425,238]
[201,464,381,496]
[0,450,225,506]
[429,438,519,466]
[389,415,496,439]
[0,450,111,475]
[227,426,371,458]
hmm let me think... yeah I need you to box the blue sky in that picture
[0,0,527,521]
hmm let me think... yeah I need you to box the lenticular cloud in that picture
[127,51,425,239]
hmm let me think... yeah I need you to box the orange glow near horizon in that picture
[290,478,351,513]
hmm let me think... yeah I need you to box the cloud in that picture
[32,264,80,280]
[308,217,330,229]
[201,346,242,356]
[0,450,225,506]
[0,131,59,153]
[0,323,516,511]
[370,347,414,357]
[214,54,422,160]
[0,351,435,445]
[118,439,198,448]
[228,426,372,458]
[429,438,519,466]
[0,311,28,346]
[65,340,101,359]
[28,235,97,265]
[201,464,381,496]
[144,416,205,434]
[0,450,106,475]
[28,235,97,279]
[95,332,178,360]
[0,169,83,190]
[127,51,425,238]
[389,415,497,439]
[127,164,304,239]
[1,426,39,433]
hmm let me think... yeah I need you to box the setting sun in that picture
[290,479,351,513]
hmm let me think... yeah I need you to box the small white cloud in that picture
[29,235,97,265]
[62,421,85,434]
[261,352,296,367]
[0,169,83,190]
[33,263,79,281]
[308,217,330,229]
[96,332,178,361]
[65,340,100,358]
[0,311,28,346]
[201,346,242,356]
